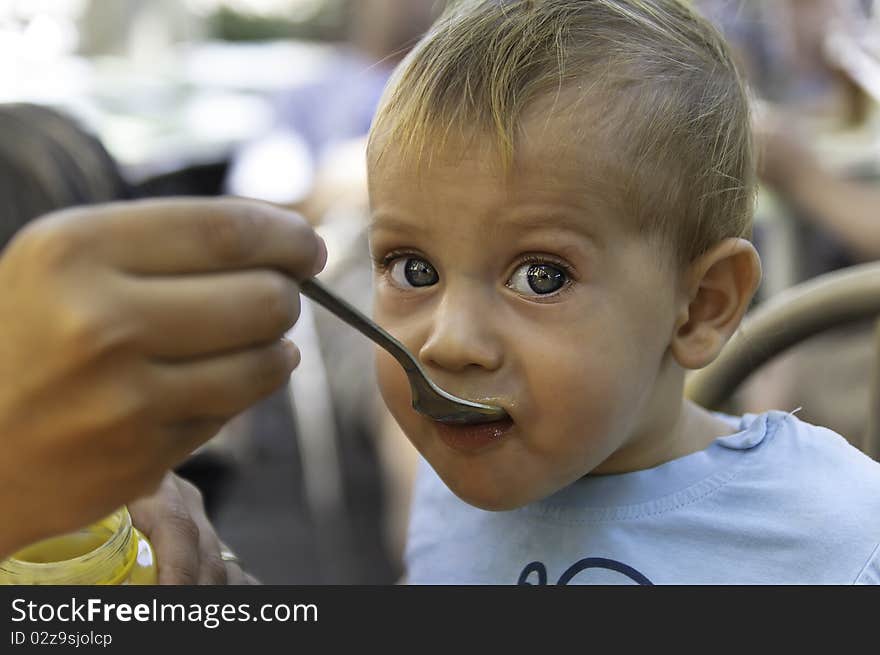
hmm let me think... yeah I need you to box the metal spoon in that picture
[299,278,509,425]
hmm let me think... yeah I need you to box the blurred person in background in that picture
[701,0,874,121]
[0,103,132,247]
[698,0,880,454]
[700,0,878,274]
[758,108,880,262]
[0,102,284,582]
[214,0,443,583]
[226,0,440,217]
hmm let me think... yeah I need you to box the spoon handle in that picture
[299,278,419,373]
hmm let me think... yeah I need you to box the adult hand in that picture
[129,472,258,584]
[0,197,325,559]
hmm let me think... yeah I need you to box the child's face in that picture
[368,125,687,510]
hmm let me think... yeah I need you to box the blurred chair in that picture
[685,261,880,460]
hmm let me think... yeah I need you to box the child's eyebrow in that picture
[369,209,603,249]
[492,212,603,249]
[368,215,421,236]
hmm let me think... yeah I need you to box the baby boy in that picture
[365,0,880,584]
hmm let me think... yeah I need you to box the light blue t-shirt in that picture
[405,411,880,584]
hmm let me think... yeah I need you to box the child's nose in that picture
[418,290,503,374]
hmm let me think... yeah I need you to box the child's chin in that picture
[445,477,537,512]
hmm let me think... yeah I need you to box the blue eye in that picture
[389,257,439,288]
[508,262,567,296]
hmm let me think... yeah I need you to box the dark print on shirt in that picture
[517,558,653,585]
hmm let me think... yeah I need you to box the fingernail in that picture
[282,339,301,369]
[311,235,328,277]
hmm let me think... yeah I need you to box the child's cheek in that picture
[524,345,637,447]
[375,347,416,429]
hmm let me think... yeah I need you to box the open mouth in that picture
[432,416,515,454]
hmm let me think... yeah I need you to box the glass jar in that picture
[0,507,157,585]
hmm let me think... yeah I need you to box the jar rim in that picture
[0,507,136,584]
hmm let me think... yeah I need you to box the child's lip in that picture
[432,416,515,454]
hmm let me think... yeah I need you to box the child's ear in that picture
[671,238,762,370]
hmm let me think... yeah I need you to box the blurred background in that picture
[0,0,435,197]
[1,0,879,583]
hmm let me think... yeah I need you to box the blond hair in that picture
[368,0,755,266]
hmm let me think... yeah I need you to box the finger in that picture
[223,561,255,585]
[197,536,227,586]
[164,419,230,472]
[129,478,201,585]
[154,339,300,422]
[174,477,227,585]
[128,271,300,359]
[127,474,175,538]
[64,197,325,278]
[154,516,201,585]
